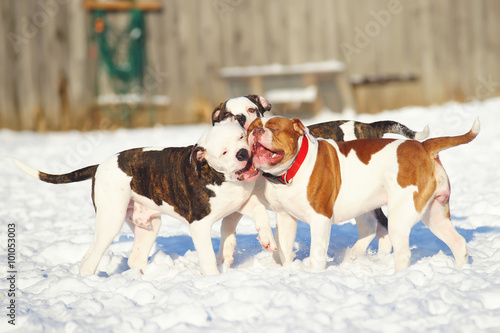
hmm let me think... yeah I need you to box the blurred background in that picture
[0,0,499,131]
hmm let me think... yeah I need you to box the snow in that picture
[1,98,500,332]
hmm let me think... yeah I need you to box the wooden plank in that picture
[197,0,225,105]
[287,0,306,64]
[38,0,62,130]
[484,0,500,99]
[178,0,200,123]
[451,0,469,101]
[14,0,40,131]
[403,0,426,107]
[419,0,439,105]
[83,1,162,11]
[265,0,288,65]
[323,0,340,60]
[163,0,190,123]
[68,0,90,129]
[249,0,268,66]
[0,0,18,129]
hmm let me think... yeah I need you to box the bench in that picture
[220,60,357,117]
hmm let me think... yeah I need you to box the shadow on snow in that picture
[112,217,500,273]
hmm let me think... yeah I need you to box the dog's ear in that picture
[246,95,272,113]
[211,102,226,125]
[291,118,307,136]
[190,144,206,176]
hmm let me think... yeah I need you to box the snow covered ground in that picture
[1,98,500,332]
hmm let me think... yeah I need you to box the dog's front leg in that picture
[189,221,219,275]
[274,211,298,266]
[238,195,277,252]
[218,212,241,267]
[309,218,332,271]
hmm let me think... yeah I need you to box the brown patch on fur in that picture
[337,139,395,164]
[423,126,478,157]
[247,118,264,135]
[307,140,342,218]
[265,117,303,165]
[117,147,225,223]
[397,141,437,212]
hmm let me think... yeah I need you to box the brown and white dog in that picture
[212,95,429,266]
[12,121,263,276]
[248,116,479,272]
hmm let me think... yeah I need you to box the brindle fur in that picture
[39,165,98,184]
[117,147,225,223]
[308,120,421,141]
[35,147,226,223]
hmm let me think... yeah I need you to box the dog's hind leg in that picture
[422,200,468,268]
[80,166,131,276]
[373,208,392,254]
[127,217,161,273]
[350,213,377,255]
[218,212,241,267]
[309,217,332,270]
[80,206,128,276]
[387,199,421,272]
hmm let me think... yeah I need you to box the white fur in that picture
[10,158,39,179]
[339,121,357,141]
[225,97,261,129]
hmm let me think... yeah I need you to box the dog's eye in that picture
[239,134,244,140]
[221,151,228,156]
[248,108,257,113]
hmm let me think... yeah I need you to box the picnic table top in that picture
[220,60,346,78]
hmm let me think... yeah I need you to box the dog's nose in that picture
[236,148,249,161]
[252,127,265,138]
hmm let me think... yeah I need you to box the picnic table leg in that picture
[336,72,357,114]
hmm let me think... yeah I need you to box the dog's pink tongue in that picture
[253,144,283,166]
[238,164,261,181]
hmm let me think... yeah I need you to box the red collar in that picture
[263,135,309,185]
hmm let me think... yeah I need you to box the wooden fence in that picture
[1,0,499,131]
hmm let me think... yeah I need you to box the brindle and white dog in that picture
[212,95,429,266]
[12,121,264,276]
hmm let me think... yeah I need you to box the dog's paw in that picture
[258,234,278,252]
[217,251,235,267]
[219,261,231,273]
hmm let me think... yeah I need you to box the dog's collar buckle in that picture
[262,171,290,185]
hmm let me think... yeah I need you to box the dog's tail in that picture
[422,118,480,157]
[370,120,430,140]
[10,158,98,184]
